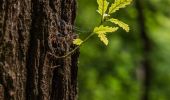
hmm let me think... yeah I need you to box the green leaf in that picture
[97,0,109,18]
[73,38,83,45]
[93,25,118,45]
[98,33,108,45]
[108,0,132,14]
[108,18,129,32]
[93,25,118,34]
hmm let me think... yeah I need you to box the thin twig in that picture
[48,31,94,59]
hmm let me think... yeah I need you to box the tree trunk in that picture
[0,0,78,100]
[135,0,152,100]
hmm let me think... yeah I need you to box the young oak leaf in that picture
[73,38,83,45]
[93,25,118,34]
[98,33,108,45]
[108,18,129,32]
[108,0,132,14]
[97,0,109,18]
[93,25,118,45]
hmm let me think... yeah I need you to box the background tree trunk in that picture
[135,0,152,100]
[0,0,78,100]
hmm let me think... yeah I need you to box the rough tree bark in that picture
[135,0,152,100]
[0,0,78,100]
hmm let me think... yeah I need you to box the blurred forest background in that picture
[75,0,170,100]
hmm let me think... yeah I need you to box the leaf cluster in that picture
[74,0,132,46]
[48,0,132,59]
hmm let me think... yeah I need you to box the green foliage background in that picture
[75,0,170,100]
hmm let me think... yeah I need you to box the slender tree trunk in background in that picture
[0,0,78,100]
[135,0,152,100]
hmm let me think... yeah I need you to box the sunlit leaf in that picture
[108,0,132,14]
[93,25,118,45]
[108,18,129,32]
[98,33,108,45]
[93,25,118,34]
[97,0,109,18]
[73,38,83,45]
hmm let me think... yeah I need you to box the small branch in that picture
[48,31,94,59]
